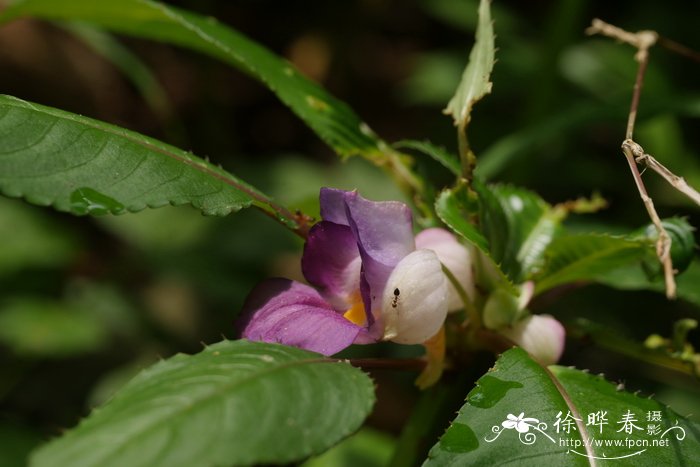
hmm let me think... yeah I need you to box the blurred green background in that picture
[0,0,699,465]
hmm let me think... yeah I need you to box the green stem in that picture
[441,264,480,329]
[457,124,477,183]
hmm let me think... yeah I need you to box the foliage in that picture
[31,341,374,467]
[0,0,698,466]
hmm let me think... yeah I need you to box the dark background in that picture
[0,0,699,465]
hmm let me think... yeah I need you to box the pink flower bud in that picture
[500,314,566,365]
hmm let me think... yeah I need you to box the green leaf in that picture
[435,186,489,253]
[478,183,563,282]
[435,183,517,296]
[425,348,700,466]
[0,95,275,218]
[30,340,375,467]
[0,0,385,162]
[595,257,700,309]
[394,140,461,176]
[569,319,699,377]
[535,234,653,295]
[444,0,495,129]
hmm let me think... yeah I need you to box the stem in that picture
[632,148,700,207]
[587,19,679,298]
[622,140,676,298]
[657,35,700,64]
[457,123,477,183]
[626,46,650,139]
[380,147,435,224]
[253,200,311,239]
[441,263,480,328]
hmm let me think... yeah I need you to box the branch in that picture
[586,18,657,139]
[627,142,700,207]
[587,19,687,299]
[622,139,676,298]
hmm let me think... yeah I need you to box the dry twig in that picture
[586,18,700,299]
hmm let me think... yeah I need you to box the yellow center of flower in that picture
[342,292,367,326]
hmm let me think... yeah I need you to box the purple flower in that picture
[238,188,472,356]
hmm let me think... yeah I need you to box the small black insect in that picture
[391,288,400,308]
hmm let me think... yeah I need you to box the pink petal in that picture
[237,279,365,356]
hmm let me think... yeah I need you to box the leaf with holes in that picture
[425,348,700,466]
[0,95,293,223]
[30,340,375,467]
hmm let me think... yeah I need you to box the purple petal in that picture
[237,279,363,356]
[344,192,415,313]
[319,187,352,225]
[301,221,361,310]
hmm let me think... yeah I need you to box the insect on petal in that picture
[381,249,448,344]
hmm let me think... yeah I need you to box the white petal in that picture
[382,249,448,344]
[415,228,474,312]
[500,314,566,366]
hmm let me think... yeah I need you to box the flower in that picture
[502,413,540,433]
[237,188,472,356]
[499,314,566,366]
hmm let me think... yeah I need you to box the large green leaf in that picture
[478,183,563,282]
[425,348,700,466]
[0,95,281,219]
[534,234,653,295]
[30,340,375,467]
[0,0,385,162]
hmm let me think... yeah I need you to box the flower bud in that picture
[500,314,566,365]
[382,249,448,344]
